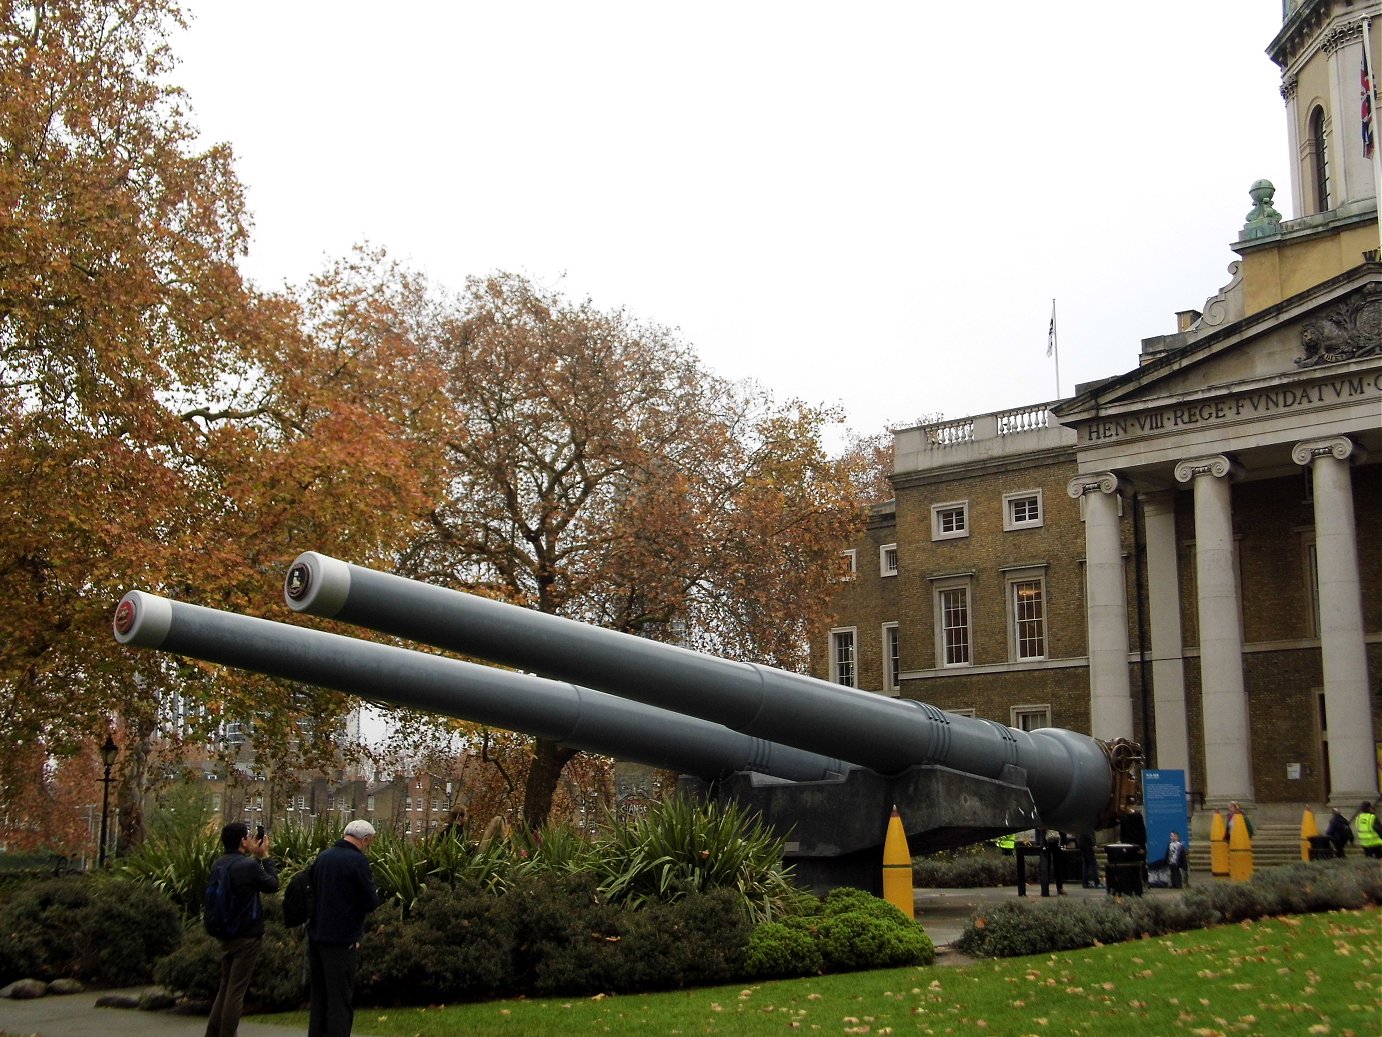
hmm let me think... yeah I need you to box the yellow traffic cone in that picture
[1210,810,1228,878]
[1300,807,1319,863]
[1228,812,1254,881]
[882,805,915,919]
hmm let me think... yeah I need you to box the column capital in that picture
[1173,454,1242,484]
[1290,435,1368,467]
[1066,471,1130,499]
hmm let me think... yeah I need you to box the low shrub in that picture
[955,897,1135,958]
[0,876,182,986]
[912,847,1017,889]
[743,919,824,979]
[610,887,750,993]
[956,858,1382,958]
[357,881,517,1005]
[152,900,308,1013]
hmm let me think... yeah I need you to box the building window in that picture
[367,795,375,812]
[934,582,973,666]
[882,623,900,692]
[946,707,977,718]
[1302,535,1320,639]
[1310,105,1329,214]
[829,628,857,687]
[880,544,899,577]
[1003,490,1043,530]
[838,549,857,579]
[1011,705,1051,730]
[1007,573,1047,660]
[931,501,969,541]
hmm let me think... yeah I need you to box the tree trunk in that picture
[522,738,578,829]
[116,712,155,854]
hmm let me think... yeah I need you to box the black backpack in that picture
[203,856,260,939]
[282,864,315,929]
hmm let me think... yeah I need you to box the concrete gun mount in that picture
[112,553,1142,893]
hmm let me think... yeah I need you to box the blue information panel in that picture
[1142,769,1188,866]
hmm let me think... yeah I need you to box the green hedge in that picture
[0,876,182,986]
[956,858,1382,958]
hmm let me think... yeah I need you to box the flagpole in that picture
[1047,299,1061,399]
[1364,18,1382,251]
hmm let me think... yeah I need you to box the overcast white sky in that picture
[173,2,1293,443]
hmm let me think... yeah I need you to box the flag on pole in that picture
[1364,44,1375,159]
[1046,300,1057,357]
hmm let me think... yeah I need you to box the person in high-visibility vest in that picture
[994,833,1016,855]
[1357,801,1382,859]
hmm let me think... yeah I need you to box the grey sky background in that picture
[174,2,1292,442]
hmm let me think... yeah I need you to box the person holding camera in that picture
[205,821,278,1037]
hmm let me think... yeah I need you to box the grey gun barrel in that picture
[111,591,851,783]
[284,552,1135,831]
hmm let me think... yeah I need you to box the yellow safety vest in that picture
[1358,812,1382,847]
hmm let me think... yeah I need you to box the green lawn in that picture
[253,906,1380,1036]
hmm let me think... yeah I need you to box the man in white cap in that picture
[306,819,382,1037]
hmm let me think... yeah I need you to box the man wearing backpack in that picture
[307,819,382,1037]
[205,821,279,1037]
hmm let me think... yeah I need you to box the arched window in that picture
[1310,105,1330,213]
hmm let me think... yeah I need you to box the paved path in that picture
[0,883,1182,1037]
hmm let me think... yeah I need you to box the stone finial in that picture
[1241,179,1282,240]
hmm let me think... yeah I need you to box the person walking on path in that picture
[1356,802,1382,860]
[205,821,279,1037]
[1076,830,1101,888]
[1166,831,1188,888]
[1325,807,1354,858]
[307,819,383,1037]
[1225,801,1253,840]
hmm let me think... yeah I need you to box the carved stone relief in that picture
[1294,285,1382,368]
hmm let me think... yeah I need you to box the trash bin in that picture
[1104,842,1145,896]
[1307,835,1335,862]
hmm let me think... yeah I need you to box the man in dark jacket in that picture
[307,819,383,1037]
[206,821,279,1037]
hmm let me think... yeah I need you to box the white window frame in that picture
[931,500,969,541]
[1011,704,1051,731]
[946,707,977,719]
[838,549,857,580]
[1003,489,1044,531]
[1300,530,1319,639]
[932,576,974,667]
[829,627,858,688]
[1005,567,1048,661]
[879,543,899,577]
[882,622,900,693]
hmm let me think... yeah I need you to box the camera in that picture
[255,824,265,842]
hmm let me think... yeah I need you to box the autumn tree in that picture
[0,2,447,847]
[400,273,866,827]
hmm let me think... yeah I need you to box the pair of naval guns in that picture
[113,552,1142,892]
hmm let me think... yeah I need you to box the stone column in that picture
[1173,455,1252,804]
[1067,472,1134,741]
[1141,491,1192,779]
[1292,436,1378,802]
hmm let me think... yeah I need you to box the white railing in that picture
[924,416,975,446]
[920,402,1060,449]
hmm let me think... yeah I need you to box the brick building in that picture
[815,0,1381,828]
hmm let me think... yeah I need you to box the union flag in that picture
[1363,45,1375,159]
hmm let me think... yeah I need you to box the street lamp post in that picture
[97,734,118,867]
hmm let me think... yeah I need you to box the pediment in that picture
[1058,267,1382,416]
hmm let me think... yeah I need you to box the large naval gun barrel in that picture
[111,590,851,784]
[283,552,1141,839]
